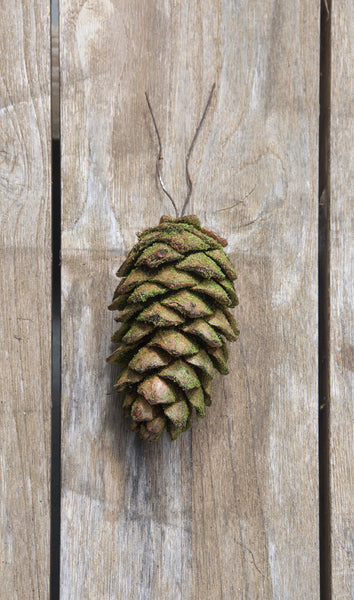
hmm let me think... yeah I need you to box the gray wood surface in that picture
[329,1,354,597]
[0,1,52,598]
[52,24,60,140]
[60,1,320,598]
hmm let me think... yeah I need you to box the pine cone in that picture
[107,215,239,441]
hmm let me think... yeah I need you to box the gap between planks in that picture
[318,1,332,598]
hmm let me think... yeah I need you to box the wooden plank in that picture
[52,24,60,140]
[0,1,51,599]
[329,1,354,596]
[60,1,320,597]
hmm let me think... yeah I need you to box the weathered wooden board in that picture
[60,1,320,597]
[329,1,354,596]
[52,24,60,140]
[0,1,51,599]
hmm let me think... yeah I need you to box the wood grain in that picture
[0,1,51,598]
[60,0,320,597]
[329,1,354,596]
[52,25,60,140]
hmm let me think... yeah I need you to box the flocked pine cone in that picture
[107,215,239,441]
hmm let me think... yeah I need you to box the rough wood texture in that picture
[329,1,354,596]
[52,25,60,140]
[60,1,320,597]
[0,1,51,598]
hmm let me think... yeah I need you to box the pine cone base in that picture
[107,215,239,441]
